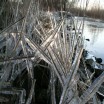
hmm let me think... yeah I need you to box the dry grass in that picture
[0,0,104,104]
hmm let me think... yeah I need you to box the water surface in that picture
[83,20,104,63]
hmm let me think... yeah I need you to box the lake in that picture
[83,19,104,64]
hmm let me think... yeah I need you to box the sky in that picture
[75,0,104,9]
[88,0,104,8]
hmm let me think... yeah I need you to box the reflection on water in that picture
[87,25,100,45]
[83,20,104,63]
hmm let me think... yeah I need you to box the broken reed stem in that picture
[26,79,36,104]
[50,70,56,104]
[59,46,83,104]
[80,71,104,104]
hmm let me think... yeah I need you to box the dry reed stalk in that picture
[0,0,104,104]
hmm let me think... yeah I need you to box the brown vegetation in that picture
[1,0,104,104]
[87,7,104,20]
[37,0,67,11]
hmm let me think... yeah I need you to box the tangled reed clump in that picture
[0,0,104,104]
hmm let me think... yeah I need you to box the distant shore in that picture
[69,7,104,21]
